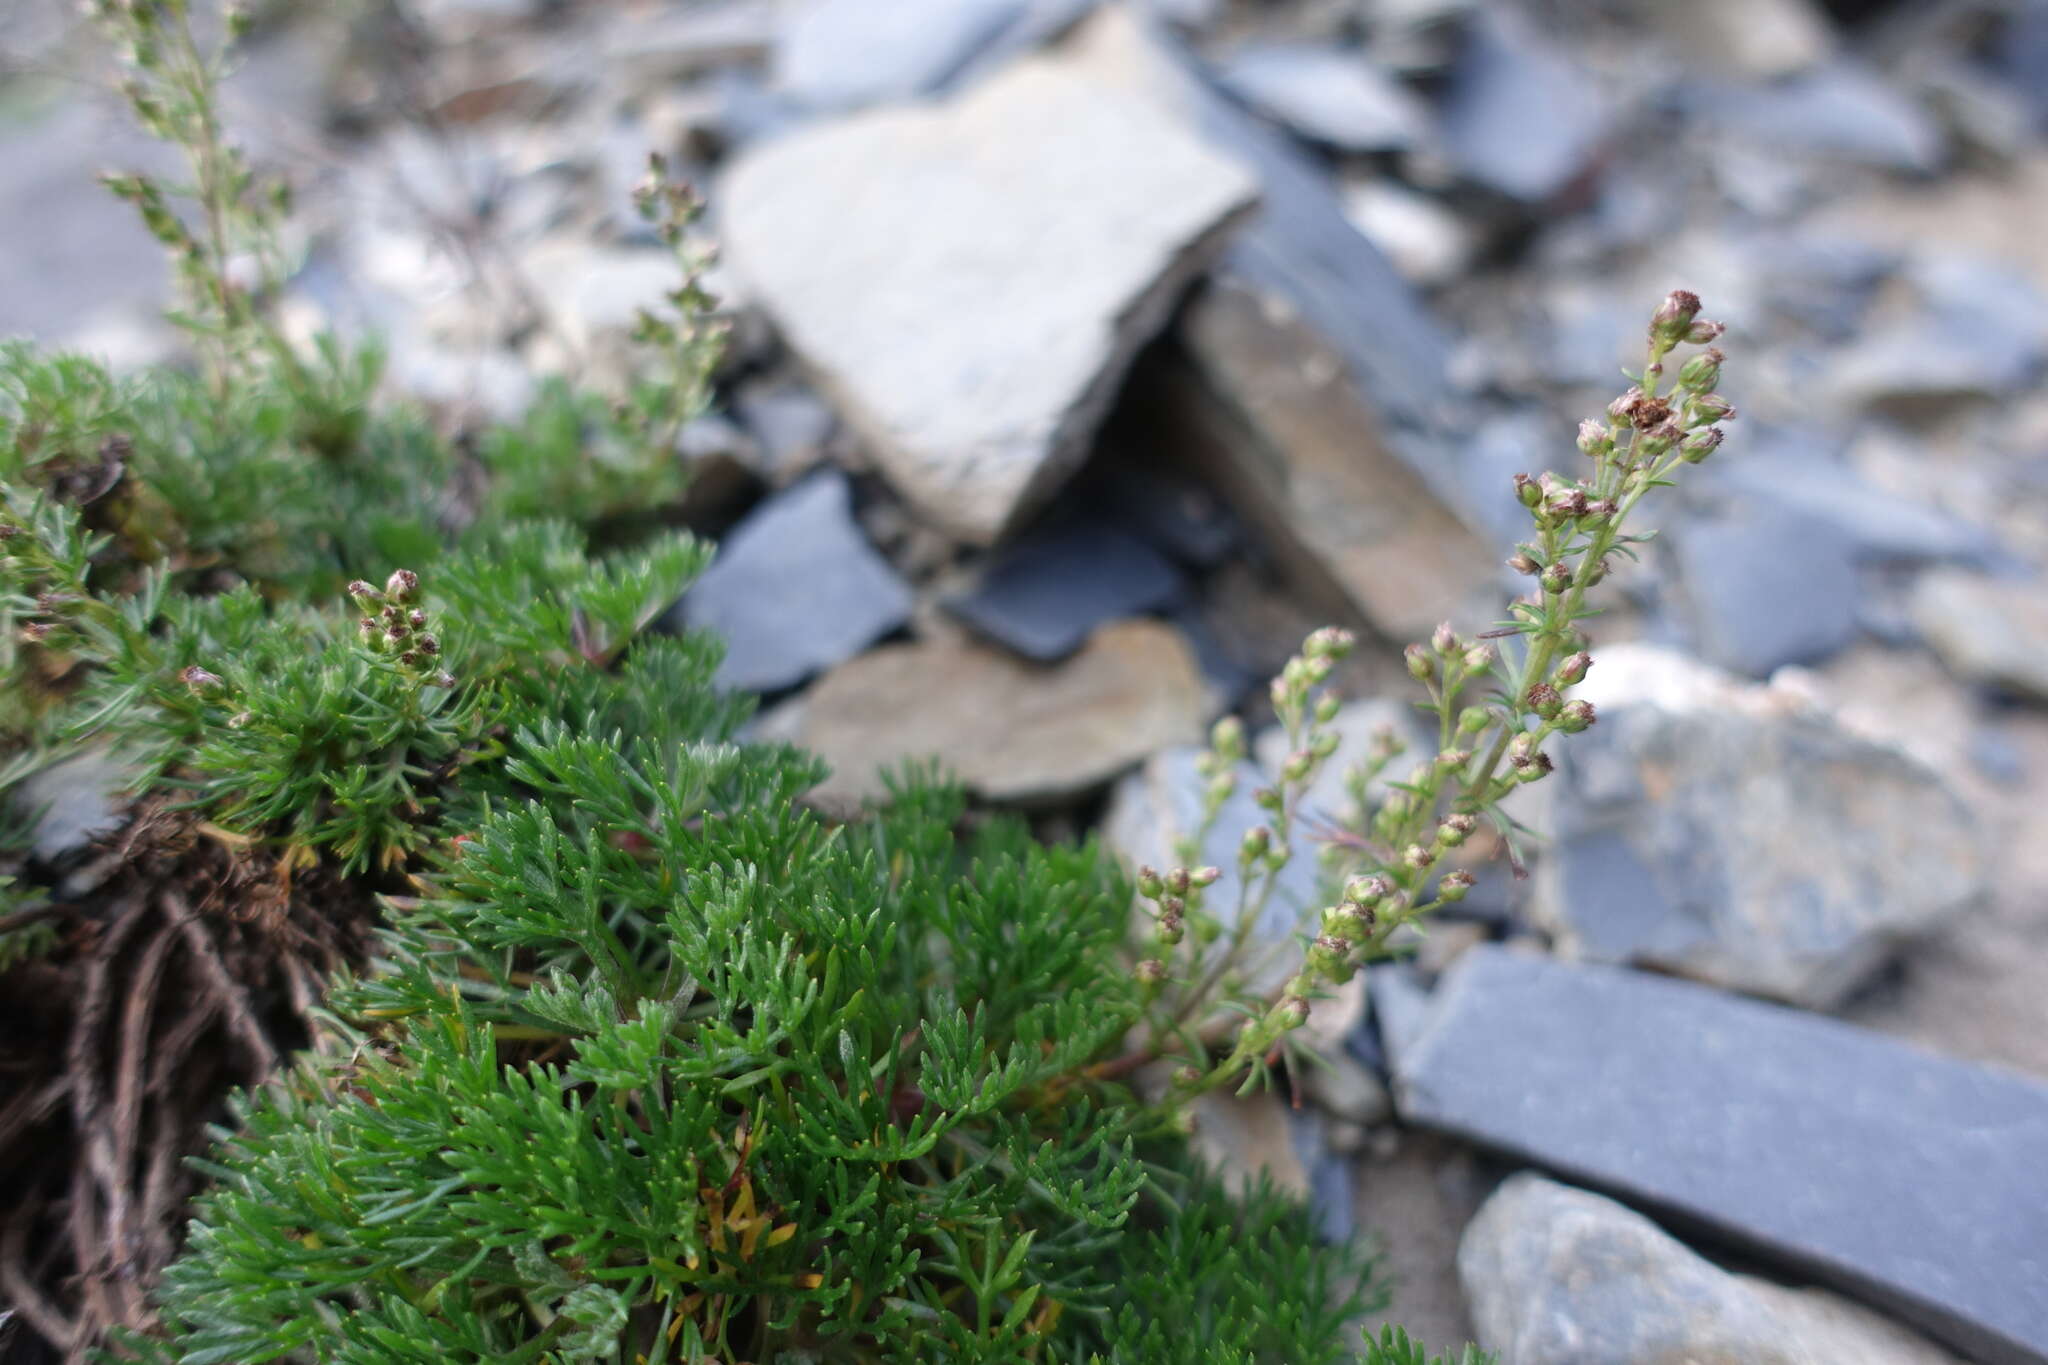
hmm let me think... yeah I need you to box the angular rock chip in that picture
[1531,644,1986,1008]
[1673,502,1863,677]
[1395,946,2048,1365]
[772,0,1028,111]
[1215,43,1426,152]
[676,470,913,693]
[1461,1174,1963,1365]
[1063,8,1495,640]
[1911,569,2048,702]
[798,618,1209,804]
[719,47,1257,542]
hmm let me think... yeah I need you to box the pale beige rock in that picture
[718,48,1257,542]
[798,620,1211,806]
[1645,0,1834,80]
[1910,568,2048,702]
[1187,1089,1308,1201]
[1461,1175,1963,1365]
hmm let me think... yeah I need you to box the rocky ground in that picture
[5,0,2048,1360]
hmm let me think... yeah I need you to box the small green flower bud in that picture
[1437,869,1476,902]
[1438,812,1477,847]
[346,579,379,603]
[1680,426,1724,463]
[1254,785,1283,812]
[1311,729,1340,760]
[1676,346,1723,390]
[1540,562,1571,595]
[1457,705,1491,735]
[1303,626,1356,660]
[1303,654,1334,686]
[1403,843,1435,870]
[1307,934,1350,976]
[1134,958,1167,986]
[1685,318,1725,345]
[1405,644,1434,682]
[407,609,428,629]
[1136,866,1164,899]
[1513,473,1542,509]
[385,568,420,603]
[1165,867,1191,896]
[1282,748,1314,782]
[180,665,223,691]
[1206,772,1237,805]
[1637,419,1682,457]
[1577,418,1613,456]
[1432,621,1457,655]
[431,671,458,689]
[1526,682,1562,719]
[415,633,440,656]
[1157,913,1185,946]
[1688,392,1736,425]
[1344,874,1390,907]
[1507,550,1541,576]
[1239,825,1271,864]
[1509,732,1540,766]
[1546,488,1590,520]
[1172,1065,1203,1088]
[1436,747,1472,773]
[1275,996,1311,1030]
[1314,693,1342,725]
[1554,651,1592,686]
[1557,699,1596,732]
[1264,842,1291,872]
[1190,866,1221,888]
[1649,289,1702,347]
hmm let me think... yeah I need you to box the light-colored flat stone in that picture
[719,46,1257,541]
[798,618,1211,805]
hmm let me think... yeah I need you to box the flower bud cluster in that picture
[350,570,454,688]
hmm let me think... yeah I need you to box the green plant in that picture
[1100,292,1735,1100]
[3,4,1732,1358]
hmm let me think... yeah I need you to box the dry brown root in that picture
[0,807,376,1362]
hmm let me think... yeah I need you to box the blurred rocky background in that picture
[5,0,2047,1359]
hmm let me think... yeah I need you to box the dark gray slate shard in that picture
[1681,61,1945,173]
[1393,946,2048,1365]
[772,0,1030,110]
[1436,7,1611,202]
[676,469,912,693]
[1673,502,1861,677]
[13,752,130,863]
[1287,1107,1357,1245]
[945,515,1184,662]
[1214,42,1425,152]
[1088,461,1239,568]
[945,529,1181,659]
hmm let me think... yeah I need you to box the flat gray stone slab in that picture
[676,470,912,693]
[1392,946,2048,1365]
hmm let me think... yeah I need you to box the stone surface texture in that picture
[797,619,1210,804]
[676,470,912,693]
[719,46,1257,542]
[1394,947,2048,1365]
[1911,569,2048,701]
[1214,43,1425,152]
[1461,1174,1962,1365]
[1530,644,1987,1009]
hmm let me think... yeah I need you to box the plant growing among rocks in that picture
[0,4,1736,1360]
[1103,290,1736,1099]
